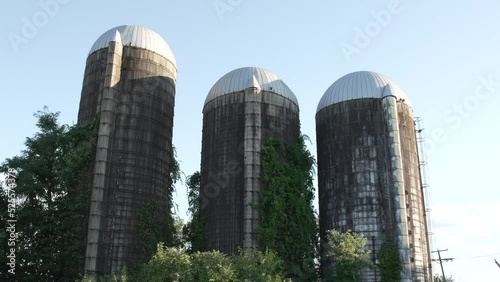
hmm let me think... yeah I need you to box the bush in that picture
[134,243,191,282]
[190,251,236,281]
[131,244,292,281]
[233,248,288,282]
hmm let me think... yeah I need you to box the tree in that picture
[324,229,371,282]
[133,243,192,282]
[131,244,290,282]
[259,135,318,280]
[434,274,455,282]
[0,108,97,281]
[233,248,288,282]
[183,171,206,253]
[191,251,236,281]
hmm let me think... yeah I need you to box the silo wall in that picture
[316,98,431,281]
[201,89,299,254]
[78,49,108,122]
[397,102,431,281]
[79,45,176,275]
[316,98,393,281]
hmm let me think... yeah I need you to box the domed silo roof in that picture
[88,25,177,67]
[316,71,410,113]
[205,67,299,106]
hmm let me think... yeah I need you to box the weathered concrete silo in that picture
[316,71,431,281]
[201,67,300,254]
[78,25,177,277]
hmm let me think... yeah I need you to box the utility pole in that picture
[431,249,454,281]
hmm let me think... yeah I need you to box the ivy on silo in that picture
[377,238,402,282]
[136,146,180,265]
[259,135,318,280]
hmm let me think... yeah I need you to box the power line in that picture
[432,249,454,280]
[468,253,500,259]
[447,252,500,260]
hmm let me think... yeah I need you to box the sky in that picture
[1,0,499,280]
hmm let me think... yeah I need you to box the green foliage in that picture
[183,171,207,253]
[131,244,290,281]
[324,229,371,282]
[434,274,455,282]
[173,216,188,249]
[0,107,97,281]
[135,145,181,265]
[233,248,289,282]
[169,146,182,193]
[259,135,318,281]
[134,243,192,282]
[136,198,174,266]
[377,238,402,281]
[191,251,236,281]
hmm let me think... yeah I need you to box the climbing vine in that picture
[259,135,318,281]
[136,146,180,265]
[377,238,402,282]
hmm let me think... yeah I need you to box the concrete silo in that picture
[201,67,300,254]
[78,25,177,277]
[316,71,431,281]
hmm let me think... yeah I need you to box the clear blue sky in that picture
[1,1,499,280]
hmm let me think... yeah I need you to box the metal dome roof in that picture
[88,25,177,67]
[316,71,410,113]
[205,67,298,106]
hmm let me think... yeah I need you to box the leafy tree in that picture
[183,171,206,253]
[324,229,371,282]
[233,248,288,282]
[134,243,192,282]
[0,108,97,281]
[173,216,188,250]
[259,135,318,281]
[0,177,15,280]
[131,244,290,281]
[191,251,236,281]
[434,274,455,282]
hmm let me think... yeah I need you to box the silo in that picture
[201,67,300,254]
[78,25,177,277]
[316,71,431,281]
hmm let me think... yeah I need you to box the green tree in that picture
[0,108,97,281]
[191,251,236,281]
[0,178,15,280]
[183,171,206,253]
[259,135,318,281]
[173,216,188,250]
[134,243,192,282]
[434,274,455,282]
[324,229,371,282]
[130,245,292,281]
[233,248,288,282]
